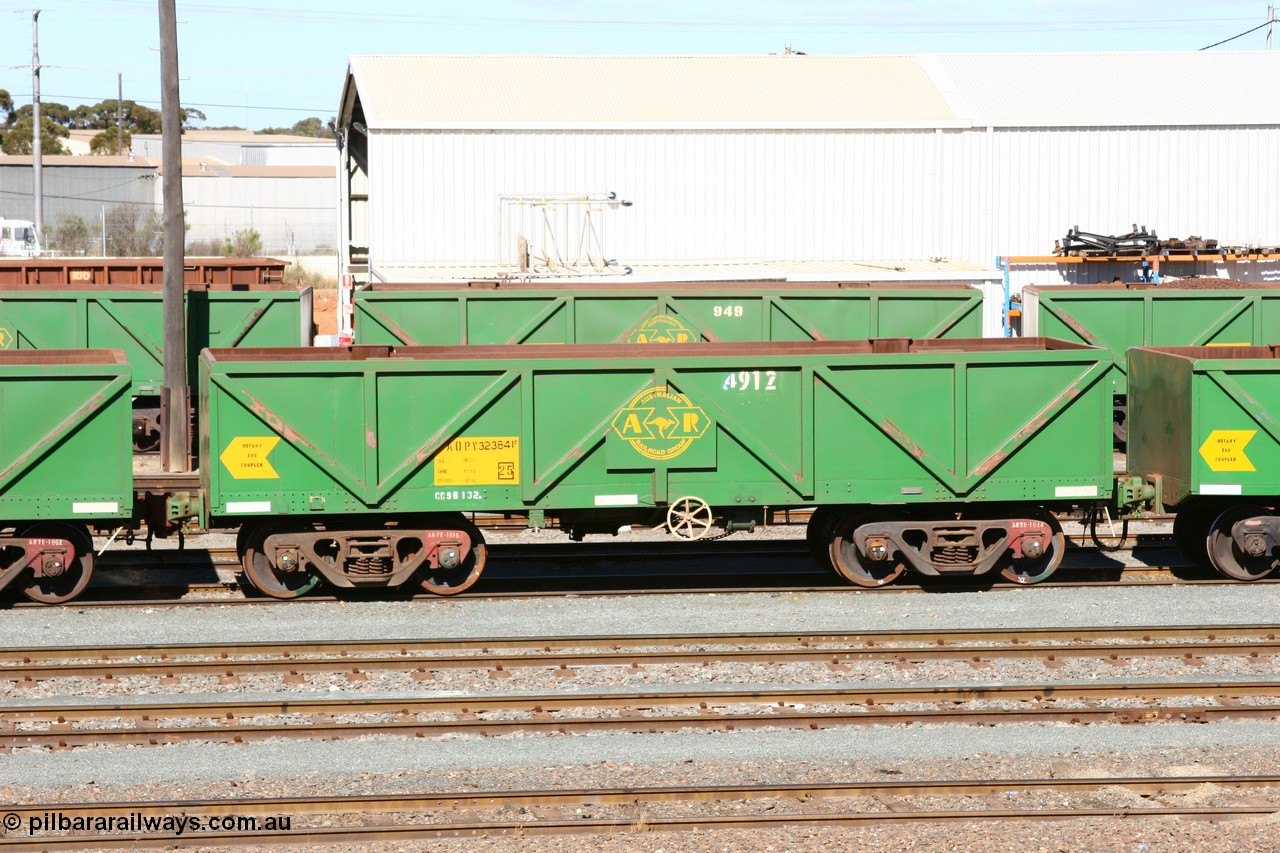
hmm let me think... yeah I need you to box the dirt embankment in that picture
[313,290,338,336]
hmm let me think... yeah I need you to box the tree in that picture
[26,101,74,127]
[104,204,162,256]
[0,114,69,155]
[0,97,205,145]
[50,215,95,256]
[89,129,132,155]
[260,116,336,138]
[222,228,262,257]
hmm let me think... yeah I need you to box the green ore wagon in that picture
[1127,344,1280,581]
[0,284,312,451]
[0,350,132,603]
[353,281,983,346]
[201,338,1114,598]
[1021,279,1280,442]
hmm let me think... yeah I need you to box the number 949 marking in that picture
[723,370,777,392]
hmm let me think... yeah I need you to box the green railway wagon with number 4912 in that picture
[198,338,1114,599]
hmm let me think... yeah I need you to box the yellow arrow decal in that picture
[0,328,12,349]
[220,436,281,479]
[1198,429,1256,473]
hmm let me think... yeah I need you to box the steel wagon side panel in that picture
[353,285,984,347]
[1025,284,1280,395]
[1129,345,1280,506]
[0,289,309,394]
[202,340,1113,522]
[0,350,132,521]
[0,258,288,287]
[0,292,166,391]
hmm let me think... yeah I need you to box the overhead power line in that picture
[1200,17,1277,49]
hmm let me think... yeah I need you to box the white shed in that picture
[337,53,1280,290]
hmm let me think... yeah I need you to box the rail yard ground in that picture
[3,524,1280,850]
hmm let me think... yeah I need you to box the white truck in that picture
[0,218,41,256]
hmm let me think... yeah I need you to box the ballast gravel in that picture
[4,526,1280,851]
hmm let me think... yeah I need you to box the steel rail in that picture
[4,623,1275,664]
[4,701,1275,749]
[1,634,1275,683]
[4,678,1279,727]
[3,623,1273,664]
[8,679,1279,722]
[3,773,1278,820]
[0,801,1274,850]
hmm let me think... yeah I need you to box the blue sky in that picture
[2,0,1275,130]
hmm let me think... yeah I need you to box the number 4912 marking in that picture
[723,370,777,392]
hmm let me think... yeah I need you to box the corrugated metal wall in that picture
[133,138,335,167]
[366,125,1280,277]
[0,164,156,225]
[183,176,333,253]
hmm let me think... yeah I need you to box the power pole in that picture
[117,73,124,155]
[1269,5,1275,50]
[31,9,42,248]
[158,0,188,471]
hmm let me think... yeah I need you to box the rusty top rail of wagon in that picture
[205,337,1099,363]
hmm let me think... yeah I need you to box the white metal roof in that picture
[344,55,958,130]
[344,52,1280,131]
[923,52,1280,127]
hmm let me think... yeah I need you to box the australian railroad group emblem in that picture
[626,314,696,344]
[611,385,711,460]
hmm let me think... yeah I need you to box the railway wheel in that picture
[1207,505,1279,581]
[240,523,323,599]
[828,510,907,588]
[805,506,841,571]
[1172,505,1217,570]
[999,511,1065,585]
[21,521,94,604]
[419,516,487,595]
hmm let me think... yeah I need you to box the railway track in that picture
[2,624,1276,683]
[4,625,1278,750]
[1,774,1278,850]
[6,562,1242,609]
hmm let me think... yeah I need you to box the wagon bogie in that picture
[238,514,487,598]
[823,504,1066,586]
